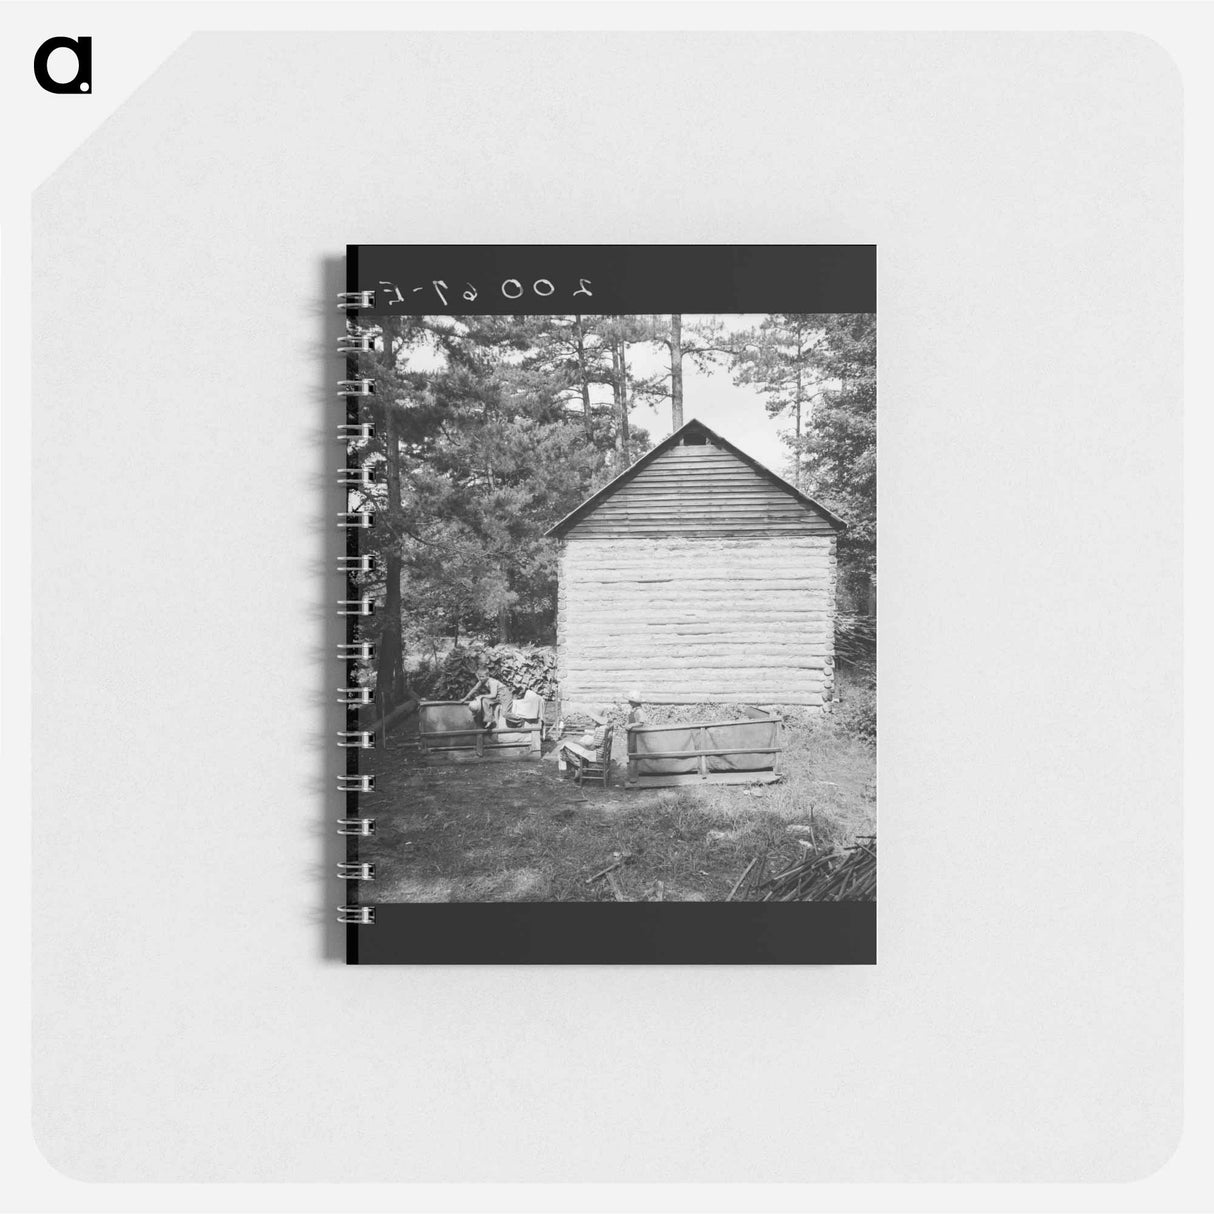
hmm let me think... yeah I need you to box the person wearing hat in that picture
[626,689,647,727]
[558,708,610,774]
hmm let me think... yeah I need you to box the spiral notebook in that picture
[338,245,877,964]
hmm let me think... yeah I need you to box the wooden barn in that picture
[546,419,847,713]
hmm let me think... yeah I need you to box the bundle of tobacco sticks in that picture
[729,835,877,902]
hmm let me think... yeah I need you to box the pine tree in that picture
[802,314,877,580]
[397,315,618,646]
[729,314,826,489]
[726,312,875,583]
[598,315,648,464]
[638,315,734,431]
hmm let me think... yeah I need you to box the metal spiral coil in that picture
[337,330,374,354]
[338,305,374,929]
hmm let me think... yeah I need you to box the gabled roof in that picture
[545,418,848,538]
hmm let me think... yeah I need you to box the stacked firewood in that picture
[414,644,557,700]
[732,836,876,902]
[834,614,877,666]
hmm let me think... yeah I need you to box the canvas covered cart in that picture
[625,707,783,788]
[417,696,545,764]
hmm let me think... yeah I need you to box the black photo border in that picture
[344,244,876,965]
[350,902,875,964]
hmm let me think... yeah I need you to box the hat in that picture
[626,688,643,703]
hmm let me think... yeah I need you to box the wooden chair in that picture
[572,725,614,788]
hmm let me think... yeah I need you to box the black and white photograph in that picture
[344,293,876,915]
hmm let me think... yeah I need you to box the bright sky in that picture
[622,314,787,472]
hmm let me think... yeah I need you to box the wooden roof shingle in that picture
[545,418,848,539]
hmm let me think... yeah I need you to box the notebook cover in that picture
[342,244,876,963]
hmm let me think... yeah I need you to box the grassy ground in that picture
[359,694,876,903]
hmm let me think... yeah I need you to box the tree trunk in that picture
[610,340,623,459]
[794,361,803,489]
[611,338,632,463]
[618,337,631,462]
[574,314,593,440]
[497,598,510,644]
[376,320,406,709]
[670,314,684,429]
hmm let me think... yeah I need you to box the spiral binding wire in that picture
[337,329,374,354]
[338,290,377,925]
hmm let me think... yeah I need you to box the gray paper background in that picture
[32,32,1182,1181]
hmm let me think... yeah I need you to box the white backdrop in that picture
[29,31,1181,1182]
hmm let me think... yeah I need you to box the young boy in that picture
[463,666,513,730]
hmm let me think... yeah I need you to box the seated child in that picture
[463,666,513,730]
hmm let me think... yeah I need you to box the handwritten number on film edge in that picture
[376,278,592,308]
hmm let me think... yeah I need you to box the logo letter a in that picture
[34,36,92,94]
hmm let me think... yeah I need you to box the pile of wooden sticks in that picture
[729,836,877,902]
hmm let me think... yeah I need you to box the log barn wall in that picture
[551,423,844,712]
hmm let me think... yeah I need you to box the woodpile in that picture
[730,836,876,902]
[412,644,557,700]
[834,613,876,667]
